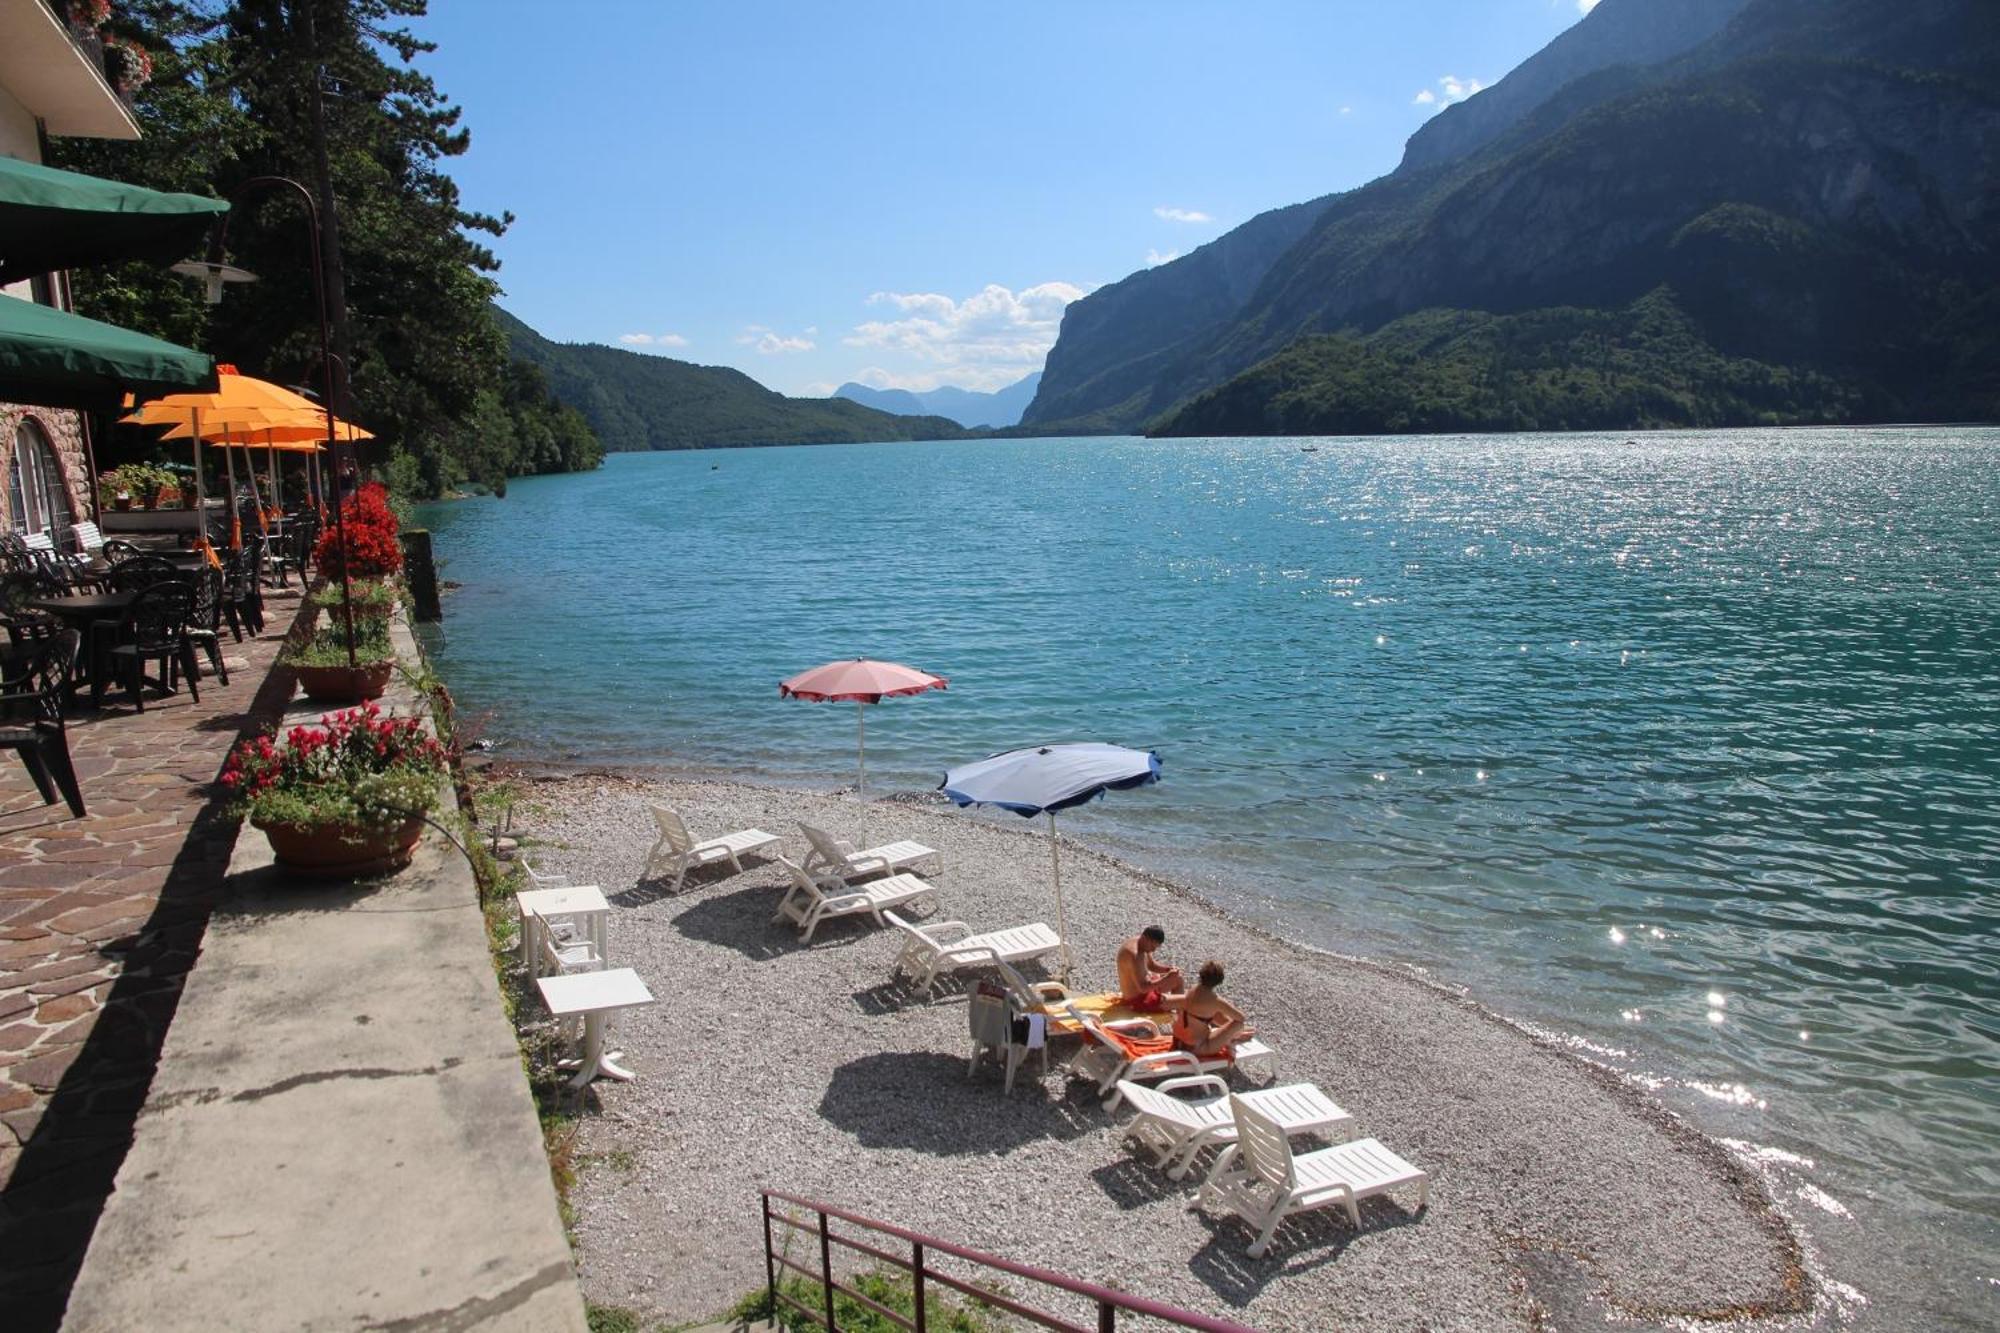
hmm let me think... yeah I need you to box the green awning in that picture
[0,155,227,286]
[0,294,217,408]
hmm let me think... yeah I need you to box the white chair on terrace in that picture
[1114,1075,1351,1179]
[1197,1095,1428,1257]
[797,821,942,885]
[1065,1004,1277,1109]
[69,521,106,558]
[882,910,1063,997]
[774,856,936,942]
[643,804,782,891]
[532,911,604,978]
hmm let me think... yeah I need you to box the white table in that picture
[536,967,655,1088]
[516,883,610,975]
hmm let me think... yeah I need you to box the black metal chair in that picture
[185,562,229,685]
[221,543,265,640]
[108,554,180,593]
[270,511,319,588]
[0,628,85,817]
[101,539,144,563]
[105,580,199,712]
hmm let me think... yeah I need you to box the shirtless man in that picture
[1116,925,1184,1011]
[1172,960,1252,1057]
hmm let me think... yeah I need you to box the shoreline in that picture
[502,762,1815,1331]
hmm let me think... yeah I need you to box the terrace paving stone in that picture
[0,585,304,1331]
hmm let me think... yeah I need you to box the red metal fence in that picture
[760,1189,1257,1333]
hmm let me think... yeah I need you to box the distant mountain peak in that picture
[833,371,1041,429]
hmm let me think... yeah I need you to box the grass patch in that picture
[732,1268,1005,1333]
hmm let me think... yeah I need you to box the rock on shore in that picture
[518,771,1808,1332]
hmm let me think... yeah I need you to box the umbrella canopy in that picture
[0,155,227,286]
[121,363,326,429]
[780,658,946,824]
[0,292,217,408]
[940,743,1163,980]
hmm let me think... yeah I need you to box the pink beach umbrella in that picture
[779,658,948,809]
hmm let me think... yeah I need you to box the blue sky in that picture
[409,1,1600,397]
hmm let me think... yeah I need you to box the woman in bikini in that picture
[1171,960,1253,1058]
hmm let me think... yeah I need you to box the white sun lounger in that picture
[774,856,937,941]
[644,804,782,891]
[1065,1004,1277,1109]
[1114,1075,1351,1179]
[1197,1096,1428,1257]
[797,821,942,884]
[883,910,1063,996]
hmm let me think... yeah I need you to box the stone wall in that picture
[0,402,94,534]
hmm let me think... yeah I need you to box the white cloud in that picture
[1339,105,1353,116]
[1415,75,1485,108]
[618,331,690,349]
[841,281,1086,391]
[1153,206,1214,224]
[736,324,815,354]
[1145,248,1181,267]
[1578,0,1601,11]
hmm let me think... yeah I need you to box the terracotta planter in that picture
[254,814,426,879]
[293,660,396,702]
[113,495,133,512]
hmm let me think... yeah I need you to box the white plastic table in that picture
[536,967,655,1089]
[516,883,610,975]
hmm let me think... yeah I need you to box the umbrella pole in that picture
[221,431,240,549]
[856,701,867,840]
[191,408,205,554]
[1050,812,1073,982]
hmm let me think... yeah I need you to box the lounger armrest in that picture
[833,838,860,856]
[845,854,891,877]
[1155,1074,1230,1100]
[923,921,972,943]
[937,944,1002,966]
[1127,1050,1203,1078]
[1028,982,1070,1001]
[819,890,873,912]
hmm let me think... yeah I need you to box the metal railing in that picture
[760,1190,1257,1333]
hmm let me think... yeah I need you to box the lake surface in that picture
[416,429,2000,1327]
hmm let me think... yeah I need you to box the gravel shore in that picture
[512,769,1810,1332]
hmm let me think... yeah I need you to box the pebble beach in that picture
[512,768,1812,1331]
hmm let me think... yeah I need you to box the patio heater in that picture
[173,175,358,668]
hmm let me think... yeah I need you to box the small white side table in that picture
[536,967,655,1089]
[517,884,610,975]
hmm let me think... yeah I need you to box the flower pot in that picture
[114,494,133,511]
[254,814,425,879]
[293,660,396,702]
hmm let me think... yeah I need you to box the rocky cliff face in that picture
[1398,0,1748,173]
[1028,0,1998,434]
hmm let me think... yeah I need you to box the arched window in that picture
[7,418,74,539]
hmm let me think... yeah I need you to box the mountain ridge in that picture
[833,371,1041,428]
[495,308,967,450]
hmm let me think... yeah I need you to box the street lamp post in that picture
[174,175,358,669]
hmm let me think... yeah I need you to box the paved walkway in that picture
[0,585,304,1331]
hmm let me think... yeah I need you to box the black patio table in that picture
[28,592,139,708]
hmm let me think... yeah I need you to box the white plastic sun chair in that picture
[1115,1075,1352,1180]
[519,856,570,890]
[532,912,604,978]
[773,855,937,942]
[797,821,943,884]
[1196,1096,1428,1256]
[883,910,1063,997]
[644,804,783,890]
[1065,1004,1277,1109]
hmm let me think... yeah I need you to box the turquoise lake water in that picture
[416,429,1999,1324]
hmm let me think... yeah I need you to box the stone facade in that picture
[0,401,93,535]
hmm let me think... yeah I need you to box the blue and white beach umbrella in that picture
[940,742,1163,979]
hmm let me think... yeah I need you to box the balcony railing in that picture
[761,1190,1257,1333]
[42,0,141,112]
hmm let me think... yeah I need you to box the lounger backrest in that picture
[651,805,693,856]
[775,855,827,902]
[991,959,1045,1009]
[23,531,53,553]
[797,822,845,864]
[1114,1079,1189,1126]
[1228,1095,1298,1190]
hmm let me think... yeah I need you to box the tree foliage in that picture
[52,0,601,497]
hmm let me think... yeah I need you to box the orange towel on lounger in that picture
[1102,1027,1174,1061]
